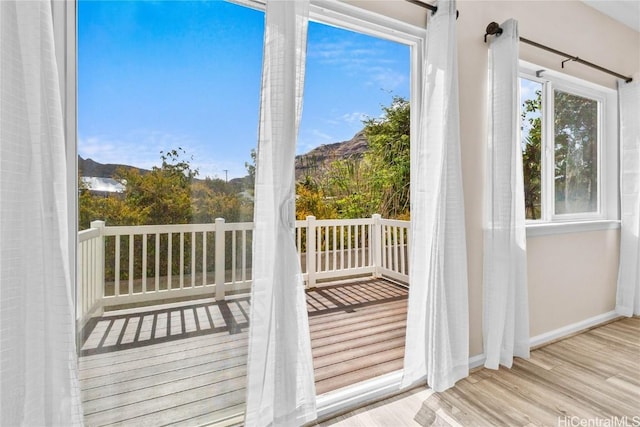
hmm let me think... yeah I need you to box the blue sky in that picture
[78,0,410,180]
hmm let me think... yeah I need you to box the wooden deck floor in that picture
[78,278,408,426]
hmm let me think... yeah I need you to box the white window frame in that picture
[520,61,619,237]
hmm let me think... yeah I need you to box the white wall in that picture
[345,0,640,357]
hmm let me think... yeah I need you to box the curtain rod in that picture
[405,0,460,19]
[484,22,633,83]
[405,0,437,13]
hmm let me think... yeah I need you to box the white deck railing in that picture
[77,215,409,325]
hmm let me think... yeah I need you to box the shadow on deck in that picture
[78,278,408,426]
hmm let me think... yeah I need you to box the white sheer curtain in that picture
[616,79,640,317]
[402,0,469,393]
[244,0,317,425]
[483,19,530,370]
[0,1,83,425]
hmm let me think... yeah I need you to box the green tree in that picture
[245,148,256,189]
[520,89,598,218]
[295,177,337,220]
[553,91,598,214]
[363,96,410,218]
[114,148,197,225]
[295,96,411,220]
[324,158,380,219]
[522,90,542,219]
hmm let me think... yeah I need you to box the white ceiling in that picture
[581,0,640,32]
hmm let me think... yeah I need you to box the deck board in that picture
[79,277,408,426]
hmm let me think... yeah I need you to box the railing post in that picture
[306,215,316,289]
[215,218,226,300]
[90,220,105,317]
[372,214,382,278]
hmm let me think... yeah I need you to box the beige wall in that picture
[345,0,640,357]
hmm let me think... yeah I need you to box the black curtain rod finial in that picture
[484,21,503,43]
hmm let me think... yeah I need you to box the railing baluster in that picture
[332,225,337,271]
[324,226,329,271]
[340,225,344,271]
[361,224,366,267]
[82,241,88,314]
[241,229,247,283]
[393,226,399,272]
[142,233,147,294]
[400,226,406,274]
[179,232,185,289]
[354,225,359,268]
[167,232,172,290]
[318,226,322,272]
[155,233,160,292]
[214,218,226,300]
[128,234,134,295]
[191,231,196,288]
[231,230,237,284]
[385,225,391,269]
[202,231,207,286]
[306,216,316,288]
[115,235,120,297]
[347,225,352,270]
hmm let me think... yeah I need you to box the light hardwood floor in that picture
[318,316,640,427]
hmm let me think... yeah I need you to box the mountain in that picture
[295,130,368,180]
[78,129,369,183]
[78,156,150,178]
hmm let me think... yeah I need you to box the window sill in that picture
[526,219,620,238]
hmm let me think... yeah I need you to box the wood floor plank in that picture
[83,364,246,414]
[79,336,247,379]
[94,388,246,427]
[82,361,246,402]
[319,316,640,427]
[315,346,405,382]
[312,327,406,359]
[85,377,246,426]
[311,312,407,340]
[313,336,406,369]
[80,345,247,389]
[79,331,247,370]
[308,299,408,327]
[312,320,407,349]
[316,358,404,395]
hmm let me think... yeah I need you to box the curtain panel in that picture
[483,19,530,370]
[616,79,640,317]
[0,1,83,425]
[402,0,470,393]
[244,0,317,425]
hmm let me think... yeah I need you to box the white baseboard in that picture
[467,310,621,367]
[528,310,620,348]
[468,353,486,369]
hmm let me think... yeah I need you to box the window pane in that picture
[520,78,542,220]
[78,1,262,424]
[554,90,598,214]
[300,20,411,393]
